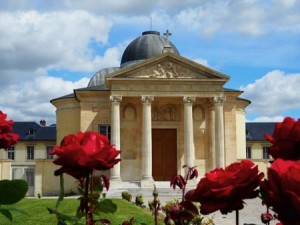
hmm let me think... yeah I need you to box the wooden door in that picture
[152,129,177,181]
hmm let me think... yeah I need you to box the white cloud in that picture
[241,70,300,117]
[173,0,300,37]
[246,116,284,122]
[0,75,89,125]
[0,10,113,72]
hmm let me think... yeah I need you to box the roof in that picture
[121,31,180,67]
[12,122,56,141]
[50,93,75,103]
[246,122,275,141]
[11,121,274,143]
[75,84,109,91]
[88,67,120,87]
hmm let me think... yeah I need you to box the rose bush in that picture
[0,111,19,150]
[185,159,264,215]
[260,158,300,225]
[51,131,121,179]
[49,131,121,225]
[264,117,300,160]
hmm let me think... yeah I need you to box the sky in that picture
[0,0,300,125]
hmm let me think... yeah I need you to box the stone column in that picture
[205,99,216,171]
[141,96,154,187]
[213,96,226,168]
[110,95,122,183]
[183,97,196,171]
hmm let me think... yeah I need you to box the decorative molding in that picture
[141,96,154,103]
[125,61,208,79]
[152,104,178,121]
[183,96,196,103]
[206,99,215,109]
[110,95,122,103]
[212,96,226,104]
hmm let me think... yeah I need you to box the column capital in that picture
[141,96,154,103]
[206,98,215,109]
[212,96,226,104]
[183,96,196,103]
[110,95,122,103]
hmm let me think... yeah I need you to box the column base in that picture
[140,177,154,188]
[109,176,123,188]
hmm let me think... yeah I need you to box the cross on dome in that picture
[164,30,172,44]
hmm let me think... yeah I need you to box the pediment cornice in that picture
[106,53,229,88]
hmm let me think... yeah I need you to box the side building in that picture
[245,122,275,175]
[0,120,56,196]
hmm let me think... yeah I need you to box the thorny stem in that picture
[85,174,90,225]
[236,210,239,225]
[182,169,191,201]
[266,207,270,225]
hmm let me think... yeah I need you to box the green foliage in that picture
[98,199,117,214]
[135,194,144,206]
[121,191,132,202]
[0,199,165,225]
[148,200,154,211]
[190,215,204,225]
[0,179,28,221]
[0,180,28,205]
[163,198,179,212]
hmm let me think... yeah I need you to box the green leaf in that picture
[0,207,13,221]
[0,179,28,205]
[98,199,117,214]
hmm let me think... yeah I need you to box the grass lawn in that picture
[0,198,165,225]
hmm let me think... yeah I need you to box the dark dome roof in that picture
[88,67,120,87]
[120,31,180,67]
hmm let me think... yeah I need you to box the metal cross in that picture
[164,30,172,44]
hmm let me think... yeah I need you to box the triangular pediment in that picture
[106,52,229,82]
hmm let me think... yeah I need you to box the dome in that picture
[88,67,120,87]
[120,31,180,67]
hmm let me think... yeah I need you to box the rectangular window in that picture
[246,146,251,159]
[7,147,15,160]
[263,147,270,159]
[46,146,54,159]
[27,146,34,160]
[99,125,111,141]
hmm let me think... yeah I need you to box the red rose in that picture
[185,160,264,215]
[264,117,300,160]
[0,111,19,150]
[51,131,121,179]
[260,159,300,225]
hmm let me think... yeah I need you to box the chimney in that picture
[40,119,46,127]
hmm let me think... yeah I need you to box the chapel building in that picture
[51,30,250,188]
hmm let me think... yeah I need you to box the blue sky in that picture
[0,0,299,125]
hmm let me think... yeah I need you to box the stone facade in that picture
[51,52,250,189]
